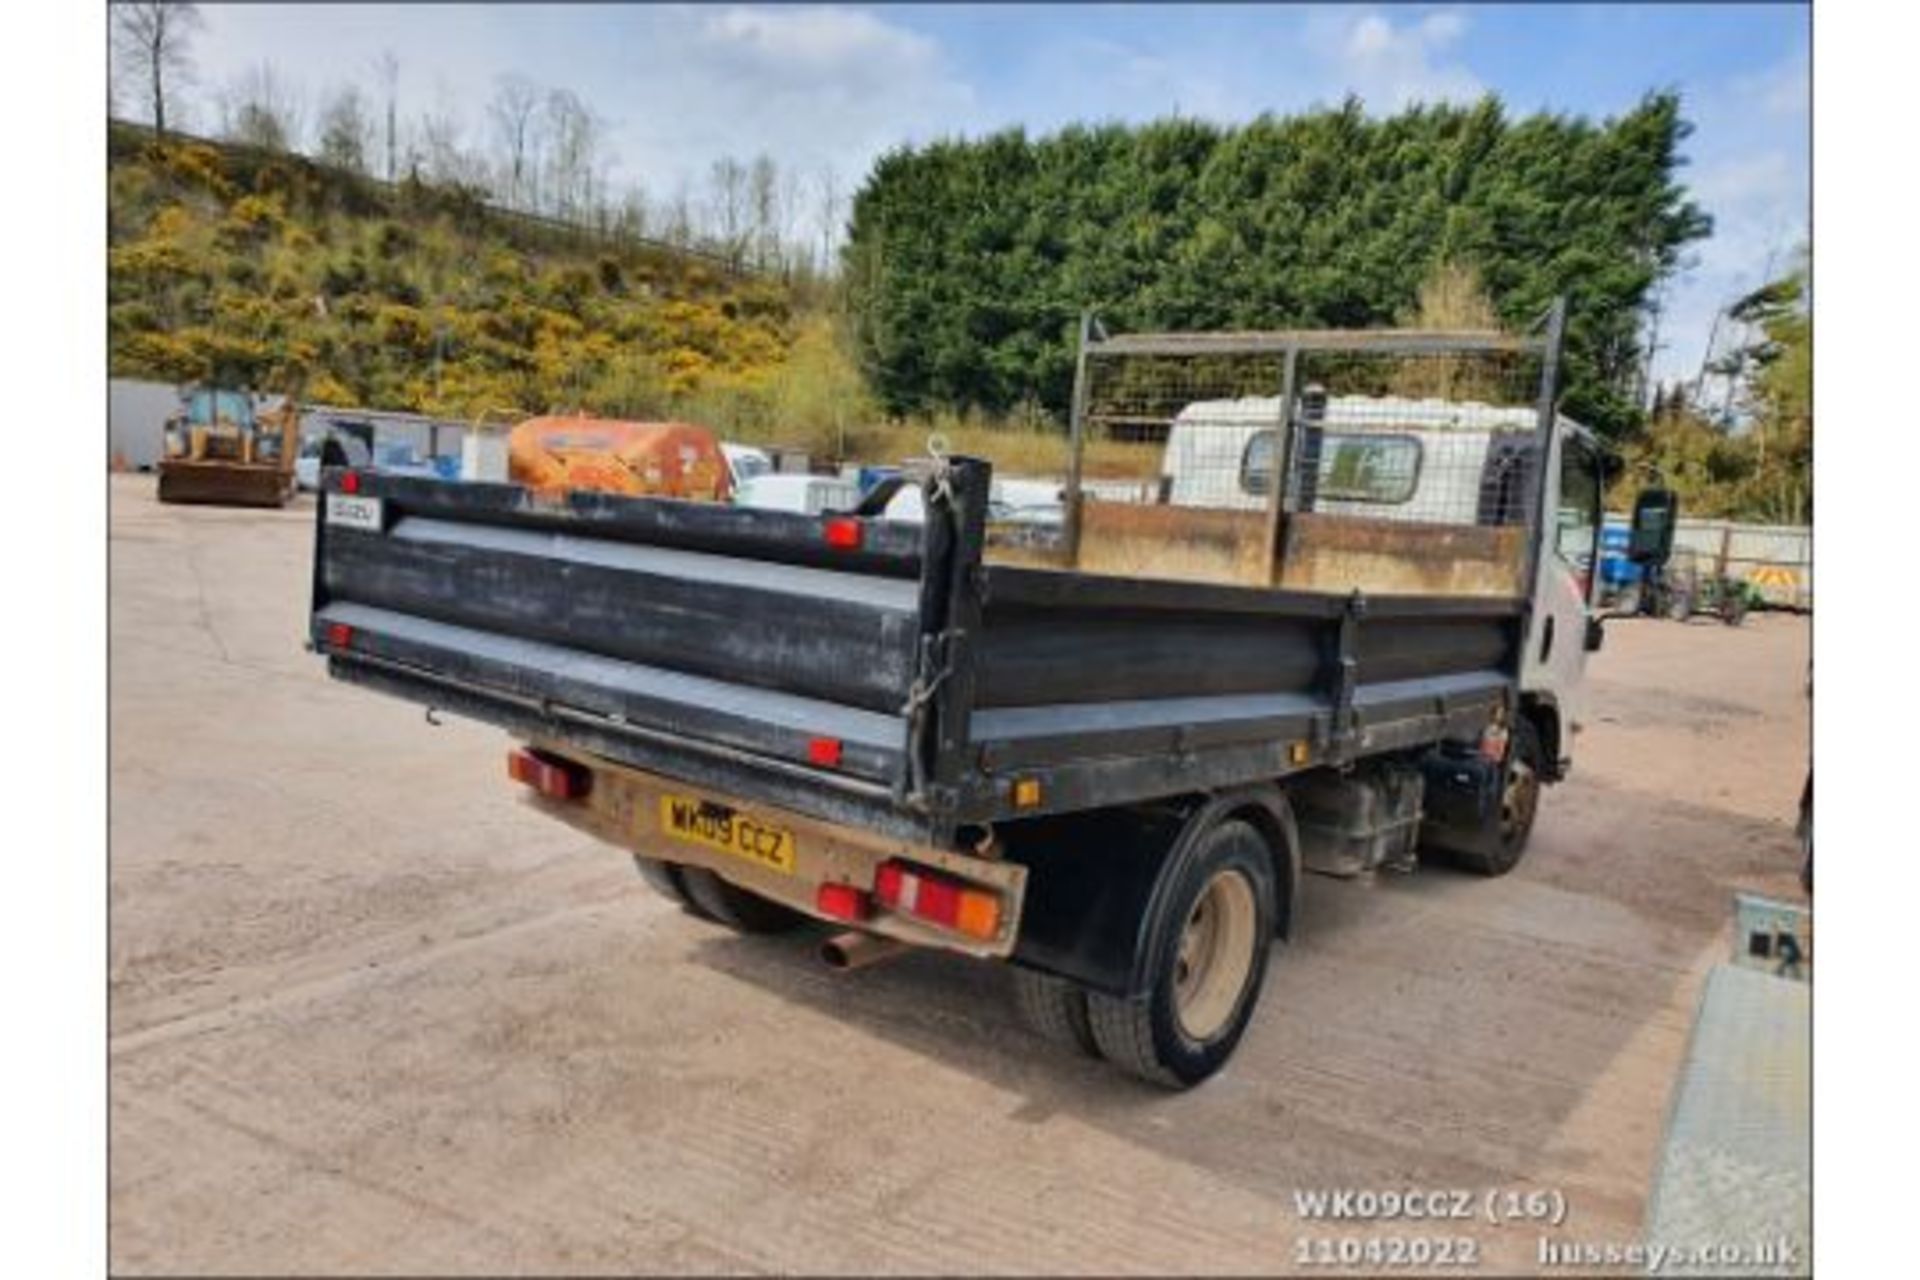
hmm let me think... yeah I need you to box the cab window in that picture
[1239,430,1422,503]
[1554,436,1602,572]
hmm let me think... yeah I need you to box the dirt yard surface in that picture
[109,475,1810,1275]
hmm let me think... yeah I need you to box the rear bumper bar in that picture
[522,742,1029,960]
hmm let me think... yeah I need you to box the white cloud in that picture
[1316,8,1482,111]
[182,4,973,201]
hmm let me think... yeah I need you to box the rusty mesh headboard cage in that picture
[1045,308,1564,596]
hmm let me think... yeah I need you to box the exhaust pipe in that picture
[821,930,909,972]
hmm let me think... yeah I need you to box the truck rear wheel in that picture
[1011,968,1099,1057]
[632,856,805,934]
[677,865,808,934]
[632,855,709,917]
[1085,819,1276,1088]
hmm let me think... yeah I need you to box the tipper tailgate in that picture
[309,472,944,833]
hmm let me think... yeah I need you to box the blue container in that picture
[1599,519,1642,588]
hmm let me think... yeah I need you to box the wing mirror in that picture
[1628,487,1678,566]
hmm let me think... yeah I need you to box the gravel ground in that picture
[108,476,1810,1275]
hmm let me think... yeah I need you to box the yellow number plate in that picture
[657,794,796,875]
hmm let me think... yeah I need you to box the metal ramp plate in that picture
[1644,963,1810,1275]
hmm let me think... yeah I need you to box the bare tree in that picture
[226,63,304,152]
[814,164,844,276]
[748,153,781,271]
[707,156,750,267]
[487,74,541,209]
[316,84,374,173]
[662,178,695,249]
[416,86,486,189]
[112,2,202,139]
[611,183,650,240]
[374,51,400,181]
[541,89,601,222]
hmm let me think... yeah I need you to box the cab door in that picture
[1520,422,1604,740]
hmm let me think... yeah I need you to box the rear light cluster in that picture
[875,859,1001,941]
[812,860,1003,940]
[507,748,590,801]
[325,622,354,649]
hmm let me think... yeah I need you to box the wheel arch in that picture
[1006,784,1300,1001]
[1126,785,1298,996]
[1519,692,1565,782]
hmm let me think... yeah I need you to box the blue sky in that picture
[162,3,1810,386]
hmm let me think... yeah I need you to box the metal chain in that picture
[900,642,953,718]
[924,431,956,511]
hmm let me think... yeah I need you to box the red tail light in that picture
[507,748,589,800]
[340,471,361,494]
[873,859,1002,940]
[806,736,843,768]
[823,516,862,550]
[326,622,354,649]
[816,882,871,922]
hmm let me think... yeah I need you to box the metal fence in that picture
[1033,308,1563,596]
[1671,519,1812,609]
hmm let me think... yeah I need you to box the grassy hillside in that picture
[106,123,1160,475]
[108,122,802,428]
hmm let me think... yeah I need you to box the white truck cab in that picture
[1159,393,1605,772]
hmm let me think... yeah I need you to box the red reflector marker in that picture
[807,736,844,768]
[326,622,354,649]
[816,882,870,922]
[823,516,862,550]
[340,471,361,494]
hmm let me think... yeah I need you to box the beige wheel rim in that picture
[1172,868,1258,1041]
[1501,755,1539,845]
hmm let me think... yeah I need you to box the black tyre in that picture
[1431,717,1545,877]
[632,855,712,918]
[1011,967,1099,1057]
[1085,819,1276,1089]
[676,865,808,934]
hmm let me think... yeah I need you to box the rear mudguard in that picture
[1005,785,1300,999]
